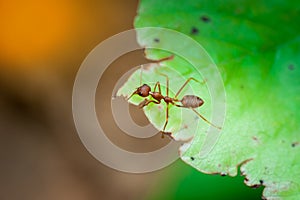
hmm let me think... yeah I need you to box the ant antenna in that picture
[126,64,144,101]
[140,64,143,86]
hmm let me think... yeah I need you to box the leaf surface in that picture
[118,0,300,199]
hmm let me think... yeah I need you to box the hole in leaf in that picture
[220,172,227,176]
[250,184,262,189]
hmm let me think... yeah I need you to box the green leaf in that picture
[118,0,300,199]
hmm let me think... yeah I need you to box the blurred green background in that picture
[0,0,262,199]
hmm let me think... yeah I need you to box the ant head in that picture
[137,84,151,97]
[126,84,151,101]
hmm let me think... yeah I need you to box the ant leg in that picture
[157,73,169,96]
[191,108,221,129]
[174,77,205,99]
[139,99,160,108]
[172,102,182,107]
[162,103,169,131]
[148,54,174,64]
[153,81,162,93]
[173,104,221,129]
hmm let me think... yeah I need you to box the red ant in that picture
[127,66,221,138]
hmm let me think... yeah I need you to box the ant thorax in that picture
[150,91,164,101]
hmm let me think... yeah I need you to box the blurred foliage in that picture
[146,160,263,200]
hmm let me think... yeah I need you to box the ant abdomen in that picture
[181,95,204,108]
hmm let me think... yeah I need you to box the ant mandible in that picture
[127,61,221,138]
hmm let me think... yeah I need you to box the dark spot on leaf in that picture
[259,180,264,184]
[252,136,261,144]
[154,38,160,43]
[288,64,295,70]
[190,156,195,161]
[245,177,249,182]
[200,15,211,23]
[291,142,299,147]
[190,27,199,35]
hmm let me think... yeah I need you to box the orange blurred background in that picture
[0,1,165,199]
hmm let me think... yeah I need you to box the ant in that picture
[127,66,221,139]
